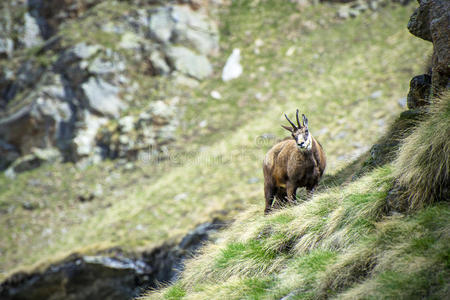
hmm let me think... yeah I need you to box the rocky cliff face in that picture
[363,0,449,178]
[407,0,449,107]
[0,0,219,175]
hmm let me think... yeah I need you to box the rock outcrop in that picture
[383,0,450,213]
[0,0,219,173]
[407,0,450,104]
[96,99,179,160]
[0,220,225,300]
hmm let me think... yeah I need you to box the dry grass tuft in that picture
[394,93,450,210]
[316,243,377,297]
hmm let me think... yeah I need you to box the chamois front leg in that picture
[306,167,320,200]
[306,184,317,200]
[286,182,297,205]
[264,183,276,214]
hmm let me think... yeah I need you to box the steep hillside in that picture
[146,93,449,299]
[0,0,438,299]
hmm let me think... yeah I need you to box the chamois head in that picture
[281,109,312,150]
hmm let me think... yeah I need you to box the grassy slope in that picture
[148,96,450,299]
[0,1,430,279]
[148,93,450,300]
[150,165,449,299]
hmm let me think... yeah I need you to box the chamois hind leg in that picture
[274,188,287,209]
[264,183,276,214]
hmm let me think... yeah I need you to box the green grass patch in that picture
[216,240,278,270]
[374,267,448,300]
[269,213,296,225]
[241,277,275,300]
[163,284,186,300]
[293,250,337,276]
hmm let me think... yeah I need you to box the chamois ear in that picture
[281,125,293,132]
[302,114,308,128]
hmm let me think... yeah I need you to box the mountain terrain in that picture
[0,0,448,299]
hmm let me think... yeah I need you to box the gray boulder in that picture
[149,7,174,44]
[147,5,219,55]
[171,5,219,55]
[73,110,108,158]
[166,46,212,80]
[72,42,102,59]
[23,12,44,48]
[81,77,126,118]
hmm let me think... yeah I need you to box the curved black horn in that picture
[296,109,301,128]
[285,113,297,129]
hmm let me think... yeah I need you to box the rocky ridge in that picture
[0,0,219,175]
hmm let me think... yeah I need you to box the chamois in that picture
[263,109,326,214]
